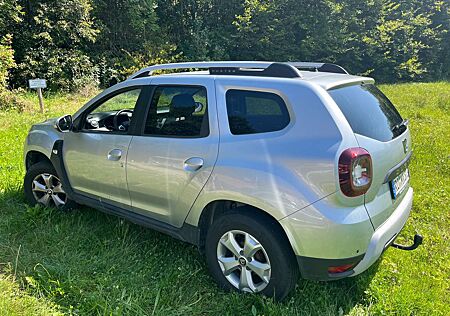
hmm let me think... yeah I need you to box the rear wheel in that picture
[24,161,76,210]
[205,210,299,300]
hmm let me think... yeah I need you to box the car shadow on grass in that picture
[0,188,380,315]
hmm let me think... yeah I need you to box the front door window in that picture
[83,88,142,133]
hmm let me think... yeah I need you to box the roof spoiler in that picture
[288,62,349,74]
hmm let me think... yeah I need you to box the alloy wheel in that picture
[31,173,67,208]
[216,230,271,293]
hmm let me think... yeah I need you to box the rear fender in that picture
[184,165,327,227]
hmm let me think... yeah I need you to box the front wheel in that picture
[24,161,76,210]
[205,210,299,300]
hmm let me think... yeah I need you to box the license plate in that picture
[390,168,410,199]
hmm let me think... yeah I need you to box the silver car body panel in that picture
[63,133,133,206]
[279,191,374,259]
[297,71,374,90]
[126,76,219,227]
[24,118,62,167]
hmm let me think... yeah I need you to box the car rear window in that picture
[226,90,290,135]
[328,84,404,142]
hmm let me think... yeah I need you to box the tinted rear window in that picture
[328,84,404,141]
[226,90,290,135]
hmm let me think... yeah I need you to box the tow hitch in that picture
[392,234,423,251]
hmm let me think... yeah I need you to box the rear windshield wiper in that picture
[392,119,409,133]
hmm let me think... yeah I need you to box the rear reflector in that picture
[328,263,356,274]
[339,147,372,197]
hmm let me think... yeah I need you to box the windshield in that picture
[328,84,405,142]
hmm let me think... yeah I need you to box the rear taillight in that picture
[338,147,372,197]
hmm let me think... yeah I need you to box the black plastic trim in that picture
[383,151,413,184]
[296,254,365,281]
[210,63,301,78]
[128,85,156,136]
[318,63,348,74]
[50,140,199,245]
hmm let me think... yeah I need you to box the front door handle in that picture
[107,149,122,161]
[184,157,204,171]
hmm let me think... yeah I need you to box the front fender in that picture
[23,119,63,169]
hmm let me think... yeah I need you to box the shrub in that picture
[18,48,99,92]
[0,88,32,112]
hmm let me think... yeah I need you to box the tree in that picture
[1,0,449,89]
[92,0,169,85]
[232,0,348,61]
[361,0,447,81]
[12,0,98,91]
[155,0,244,61]
[232,0,449,82]
[0,0,22,88]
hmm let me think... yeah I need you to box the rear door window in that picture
[328,84,404,142]
[143,85,208,137]
[226,90,290,135]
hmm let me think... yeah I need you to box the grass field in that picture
[0,83,449,315]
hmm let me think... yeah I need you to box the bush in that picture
[0,88,33,112]
[18,48,99,92]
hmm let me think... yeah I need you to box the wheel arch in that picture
[194,199,296,258]
[25,150,52,171]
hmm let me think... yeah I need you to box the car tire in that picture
[24,161,76,211]
[205,209,299,301]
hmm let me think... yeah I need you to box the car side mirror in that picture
[194,102,203,113]
[55,115,73,132]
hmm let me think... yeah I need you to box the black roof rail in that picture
[127,61,349,80]
[209,63,302,78]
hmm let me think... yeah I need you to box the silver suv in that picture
[23,61,421,300]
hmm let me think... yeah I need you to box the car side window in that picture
[226,90,290,135]
[82,88,142,133]
[143,85,209,137]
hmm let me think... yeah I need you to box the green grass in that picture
[0,276,63,316]
[0,83,449,315]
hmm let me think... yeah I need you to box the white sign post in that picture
[29,79,47,113]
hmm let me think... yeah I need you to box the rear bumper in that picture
[351,187,413,276]
[295,187,413,281]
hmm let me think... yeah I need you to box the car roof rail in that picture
[128,61,300,79]
[128,61,349,80]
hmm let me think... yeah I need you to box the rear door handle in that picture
[107,149,122,161]
[184,157,204,171]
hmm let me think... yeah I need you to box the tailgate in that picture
[328,83,411,229]
[355,130,411,228]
